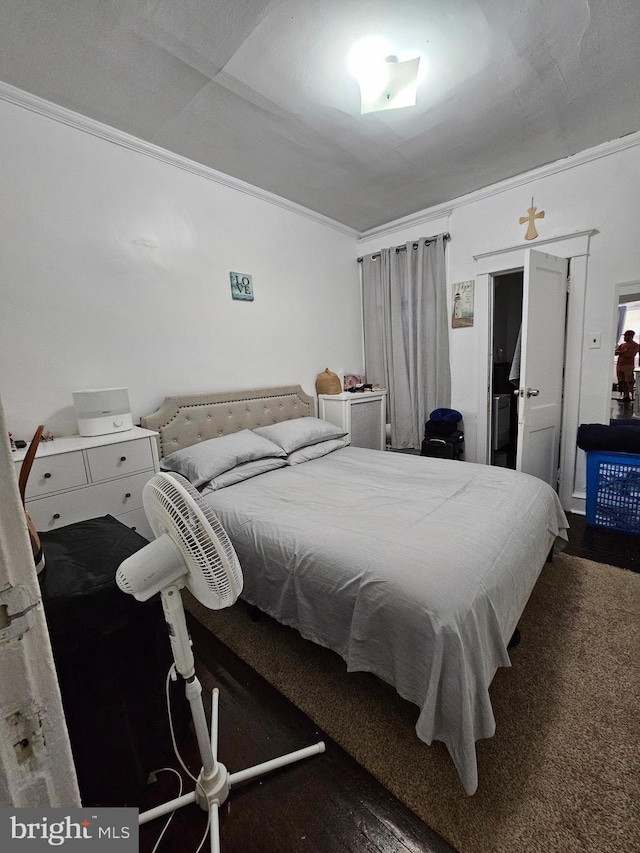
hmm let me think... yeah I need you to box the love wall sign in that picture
[230,271,254,302]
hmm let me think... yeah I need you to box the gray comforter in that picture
[201,446,569,793]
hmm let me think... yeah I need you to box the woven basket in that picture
[315,368,341,395]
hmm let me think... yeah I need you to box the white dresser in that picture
[318,390,387,451]
[13,427,159,540]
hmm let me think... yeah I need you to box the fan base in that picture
[195,763,230,811]
[139,686,325,852]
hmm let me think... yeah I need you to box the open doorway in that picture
[611,288,640,421]
[474,233,591,511]
[491,270,523,468]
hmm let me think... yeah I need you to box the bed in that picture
[141,384,569,794]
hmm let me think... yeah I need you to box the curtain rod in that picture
[357,232,450,263]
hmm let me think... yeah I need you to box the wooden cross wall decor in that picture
[519,198,545,240]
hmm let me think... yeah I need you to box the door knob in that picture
[526,388,540,397]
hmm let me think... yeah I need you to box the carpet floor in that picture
[184,553,639,853]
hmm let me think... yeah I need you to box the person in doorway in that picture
[615,329,640,403]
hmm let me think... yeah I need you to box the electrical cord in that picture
[145,664,212,853]
[149,767,182,853]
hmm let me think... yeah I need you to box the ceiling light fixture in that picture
[348,37,421,115]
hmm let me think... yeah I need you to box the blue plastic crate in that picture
[585,450,640,535]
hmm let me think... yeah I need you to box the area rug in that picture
[184,553,639,853]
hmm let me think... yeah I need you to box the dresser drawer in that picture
[27,471,152,531]
[115,507,153,541]
[22,451,88,499]
[86,438,154,482]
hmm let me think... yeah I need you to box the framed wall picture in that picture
[452,280,474,328]
[230,271,254,301]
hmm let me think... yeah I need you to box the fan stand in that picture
[139,585,325,853]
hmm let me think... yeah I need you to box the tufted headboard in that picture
[140,385,316,459]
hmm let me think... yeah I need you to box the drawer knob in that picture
[44,472,52,479]
[53,513,60,520]
[120,456,127,462]
[125,493,132,499]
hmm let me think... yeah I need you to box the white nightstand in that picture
[13,427,160,540]
[318,390,387,451]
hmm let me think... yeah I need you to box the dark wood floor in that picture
[563,511,638,573]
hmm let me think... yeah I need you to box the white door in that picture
[515,250,568,485]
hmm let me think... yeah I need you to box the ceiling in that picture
[1,0,639,232]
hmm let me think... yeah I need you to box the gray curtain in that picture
[361,234,451,449]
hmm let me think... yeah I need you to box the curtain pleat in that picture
[361,235,451,449]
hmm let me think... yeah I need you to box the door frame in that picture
[0,399,81,807]
[473,230,594,511]
[612,280,640,411]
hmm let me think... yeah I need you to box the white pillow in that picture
[160,430,285,487]
[203,456,287,491]
[254,417,347,454]
[285,438,347,465]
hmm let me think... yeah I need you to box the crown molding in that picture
[358,131,640,242]
[3,81,638,244]
[357,206,454,243]
[0,82,358,239]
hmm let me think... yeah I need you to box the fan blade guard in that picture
[143,472,243,610]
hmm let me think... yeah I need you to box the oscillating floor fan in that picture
[116,472,325,852]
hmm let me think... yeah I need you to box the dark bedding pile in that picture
[577,421,640,453]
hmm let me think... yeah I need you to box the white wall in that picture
[2,92,639,510]
[358,136,640,508]
[0,98,363,439]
